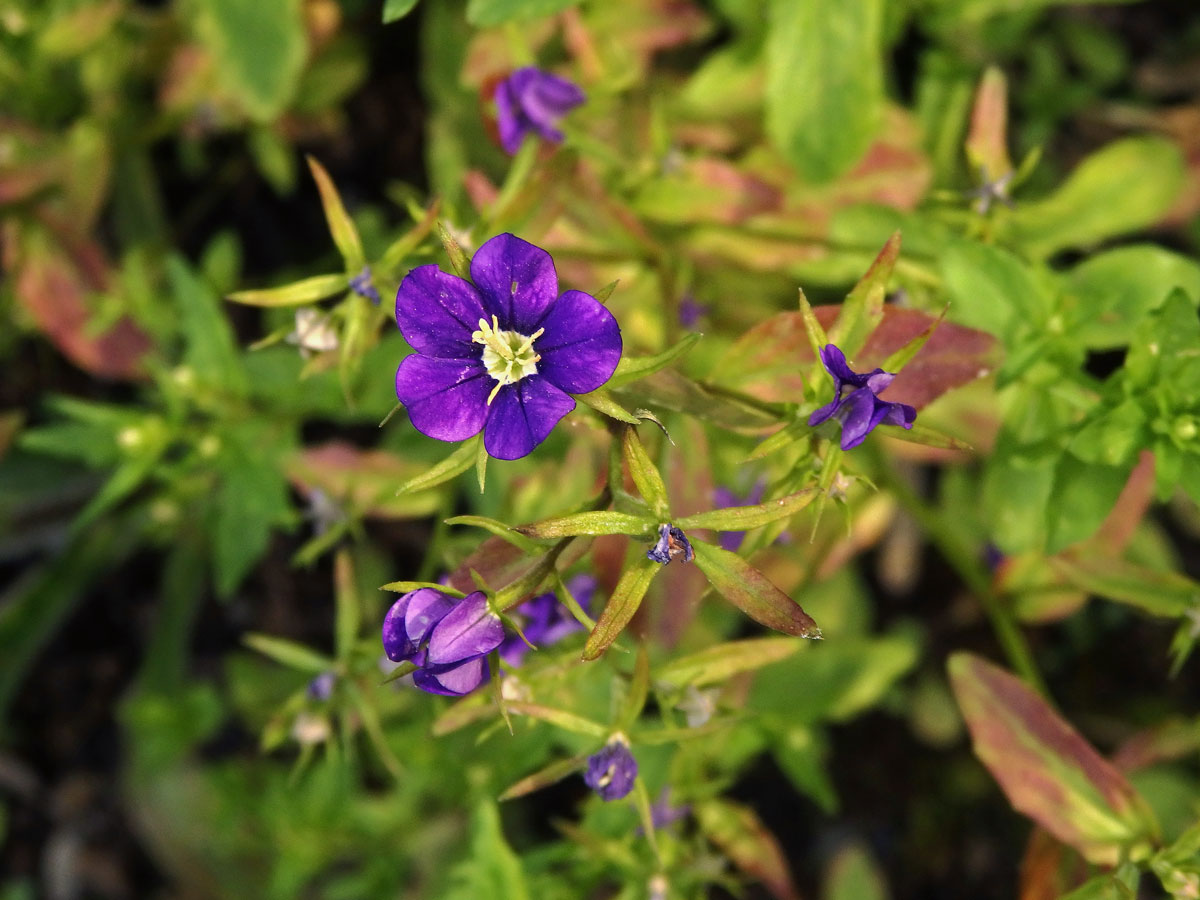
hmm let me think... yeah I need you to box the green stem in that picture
[870,447,1050,698]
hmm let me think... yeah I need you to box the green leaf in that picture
[444,801,529,900]
[823,840,890,900]
[1065,246,1200,348]
[773,726,838,814]
[606,333,702,389]
[498,754,589,801]
[394,436,481,496]
[243,633,333,673]
[226,273,350,307]
[657,637,806,689]
[1049,556,1200,619]
[616,645,650,732]
[514,510,654,540]
[1010,136,1185,259]
[380,580,466,596]
[675,487,817,532]
[692,542,822,638]
[167,255,247,394]
[1046,457,1132,553]
[947,652,1158,864]
[582,555,660,660]
[621,427,670,518]
[504,702,608,738]
[830,231,899,358]
[445,516,541,552]
[382,0,420,23]
[574,389,641,424]
[196,0,306,122]
[940,239,1051,338]
[465,0,580,27]
[765,0,884,182]
[695,798,800,900]
[306,156,366,270]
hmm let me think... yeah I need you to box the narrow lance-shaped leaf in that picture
[692,542,821,639]
[503,702,609,738]
[829,231,899,359]
[575,389,641,424]
[657,637,806,689]
[306,155,365,270]
[515,510,654,540]
[695,798,801,900]
[243,633,334,673]
[498,753,589,801]
[394,435,481,496]
[947,652,1158,864]
[583,555,661,660]
[622,427,670,518]
[606,332,702,389]
[675,487,817,532]
[226,272,350,307]
[616,645,651,732]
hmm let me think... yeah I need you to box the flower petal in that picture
[395,355,490,442]
[404,588,457,647]
[518,69,585,140]
[495,77,526,155]
[413,658,490,696]
[807,397,842,427]
[818,344,859,385]
[395,264,488,359]
[470,233,559,333]
[425,592,505,668]
[835,388,879,450]
[877,399,917,429]
[483,377,575,460]
[535,289,623,394]
[382,592,415,661]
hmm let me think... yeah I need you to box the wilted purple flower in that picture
[647,524,694,565]
[495,66,585,155]
[394,233,623,460]
[584,736,638,801]
[808,344,916,450]
[349,265,382,305]
[306,671,336,701]
[381,589,505,696]
[499,574,595,666]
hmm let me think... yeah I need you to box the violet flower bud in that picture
[584,736,638,801]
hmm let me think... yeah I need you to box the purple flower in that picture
[394,233,622,460]
[306,671,336,701]
[381,588,505,696]
[584,736,638,801]
[807,344,916,450]
[349,265,382,306]
[678,293,708,329]
[647,524,694,565]
[499,574,595,667]
[495,67,585,155]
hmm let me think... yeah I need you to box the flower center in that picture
[472,315,544,404]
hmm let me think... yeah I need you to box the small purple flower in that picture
[349,265,382,306]
[381,588,505,696]
[306,671,336,701]
[499,574,595,666]
[584,736,638,801]
[678,293,709,329]
[495,66,585,155]
[808,344,917,450]
[394,233,623,460]
[647,524,694,565]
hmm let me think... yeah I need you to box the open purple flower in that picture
[394,233,622,460]
[499,574,595,667]
[808,344,917,450]
[584,736,638,801]
[381,588,505,696]
[647,524,694,565]
[495,67,585,155]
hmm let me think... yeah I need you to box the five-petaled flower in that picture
[646,523,694,565]
[498,574,595,667]
[495,66,585,156]
[808,345,916,450]
[584,735,638,801]
[394,233,622,460]
[382,588,505,696]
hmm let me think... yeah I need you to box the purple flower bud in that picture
[349,266,382,306]
[494,66,585,155]
[306,671,336,701]
[808,344,916,450]
[584,737,638,801]
[646,524,694,565]
[678,293,708,329]
[381,589,505,696]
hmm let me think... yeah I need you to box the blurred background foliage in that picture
[2,0,1200,898]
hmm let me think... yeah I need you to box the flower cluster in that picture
[394,233,623,460]
[808,344,917,450]
[495,67,585,155]
[498,574,595,666]
[381,589,504,696]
